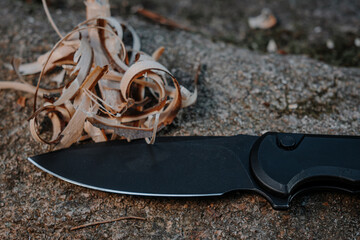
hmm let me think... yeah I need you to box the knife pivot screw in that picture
[277,135,297,150]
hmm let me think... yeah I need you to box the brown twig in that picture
[136,7,191,31]
[70,216,146,231]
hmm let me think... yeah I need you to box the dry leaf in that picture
[17,96,27,107]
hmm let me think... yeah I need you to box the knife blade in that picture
[28,132,360,209]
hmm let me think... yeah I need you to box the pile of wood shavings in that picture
[0,0,197,149]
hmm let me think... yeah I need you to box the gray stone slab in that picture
[0,1,359,239]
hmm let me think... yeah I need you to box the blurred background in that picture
[21,0,360,67]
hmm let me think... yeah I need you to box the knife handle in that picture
[250,132,360,197]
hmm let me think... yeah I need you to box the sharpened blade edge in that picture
[27,157,224,197]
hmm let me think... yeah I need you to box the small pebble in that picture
[354,38,360,47]
[288,103,298,110]
[326,39,335,49]
[267,39,277,53]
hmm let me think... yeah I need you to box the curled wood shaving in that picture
[1,0,197,149]
[0,81,61,96]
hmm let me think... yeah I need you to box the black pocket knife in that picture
[28,132,360,209]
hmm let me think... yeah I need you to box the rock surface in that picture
[0,0,359,239]
[30,0,360,67]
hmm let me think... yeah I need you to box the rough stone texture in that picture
[1,0,360,239]
[34,0,360,67]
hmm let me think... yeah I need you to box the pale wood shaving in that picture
[0,81,61,96]
[248,8,277,30]
[84,121,107,143]
[1,0,198,149]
